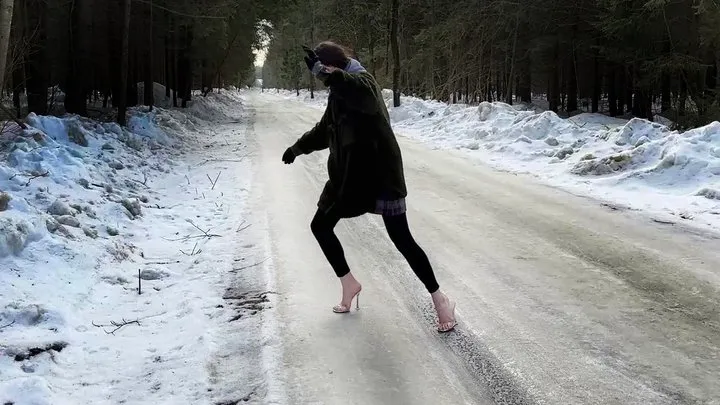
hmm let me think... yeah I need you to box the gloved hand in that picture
[302,45,320,74]
[282,147,296,164]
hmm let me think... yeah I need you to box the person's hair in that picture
[314,41,353,68]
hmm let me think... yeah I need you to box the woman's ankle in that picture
[339,272,361,287]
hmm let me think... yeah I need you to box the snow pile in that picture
[275,88,329,109]
[275,88,720,231]
[388,96,720,230]
[1,89,268,404]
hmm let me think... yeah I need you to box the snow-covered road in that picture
[249,91,720,404]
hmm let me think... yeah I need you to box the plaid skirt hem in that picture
[373,198,407,216]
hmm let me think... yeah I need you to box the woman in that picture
[281,41,456,333]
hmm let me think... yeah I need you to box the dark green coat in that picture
[291,69,407,218]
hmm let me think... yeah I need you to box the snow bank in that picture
[1,88,266,404]
[0,106,187,404]
[389,95,720,230]
[274,88,720,232]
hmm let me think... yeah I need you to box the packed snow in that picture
[271,88,720,233]
[1,88,282,404]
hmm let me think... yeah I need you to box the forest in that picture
[263,0,720,129]
[1,0,287,125]
[1,1,719,130]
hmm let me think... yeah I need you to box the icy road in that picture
[247,92,720,405]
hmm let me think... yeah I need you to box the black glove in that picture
[303,45,319,72]
[282,147,296,164]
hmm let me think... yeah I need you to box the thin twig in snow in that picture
[207,171,222,190]
[186,219,219,237]
[9,170,50,186]
[163,234,220,242]
[145,203,182,210]
[144,260,181,265]
[130,172,150,188]
[185,174,190,185]
[196,154,250,167]
[92,318,141,335]
[230,258,269,273]
[24,171,50,186]
[180,240,202,256]
[236,220,251,233]
[92,312,167,335]
[161,220,221,241]
[0,320,16,330]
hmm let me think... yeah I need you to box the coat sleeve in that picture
[290,105,330,155]
[318,70,380,115]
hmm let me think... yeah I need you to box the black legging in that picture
[310,208,440,293]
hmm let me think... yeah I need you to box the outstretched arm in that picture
[290,106,330,156]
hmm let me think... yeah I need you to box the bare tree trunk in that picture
[12,67,21,116]
[716,52,720,106]
[384,1,390,76]
[126,35,138,107]
[505,10,520,105]
[165,11,171,99]
[390,0,400,107]
[172,30,178,108]
[10,0,23,117]
[617,65,626,114]
[626,66,634,116]
[465,76,469,104]
[592,47,600,113]
[679,73,687,117]
[518,53,531,103]
[164,34,170,98]
[143,0,154,110]
[0,0,14,92]
[66,0,93,115]
[549,38,560,113]
[567,49,578,113]
[661,71,671,113]
[117,0,131,125]
[308,3,315,99]
[631,67,641,117]
[606,65,618,117]
[369,33,376,78]
[201,58,208,94]
[180,25,193,107]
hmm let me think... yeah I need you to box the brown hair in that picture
[314,41,353,68]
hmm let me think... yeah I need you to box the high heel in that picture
[333,288,361,313]
[432,292,457,333]
[437,300,457,333]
